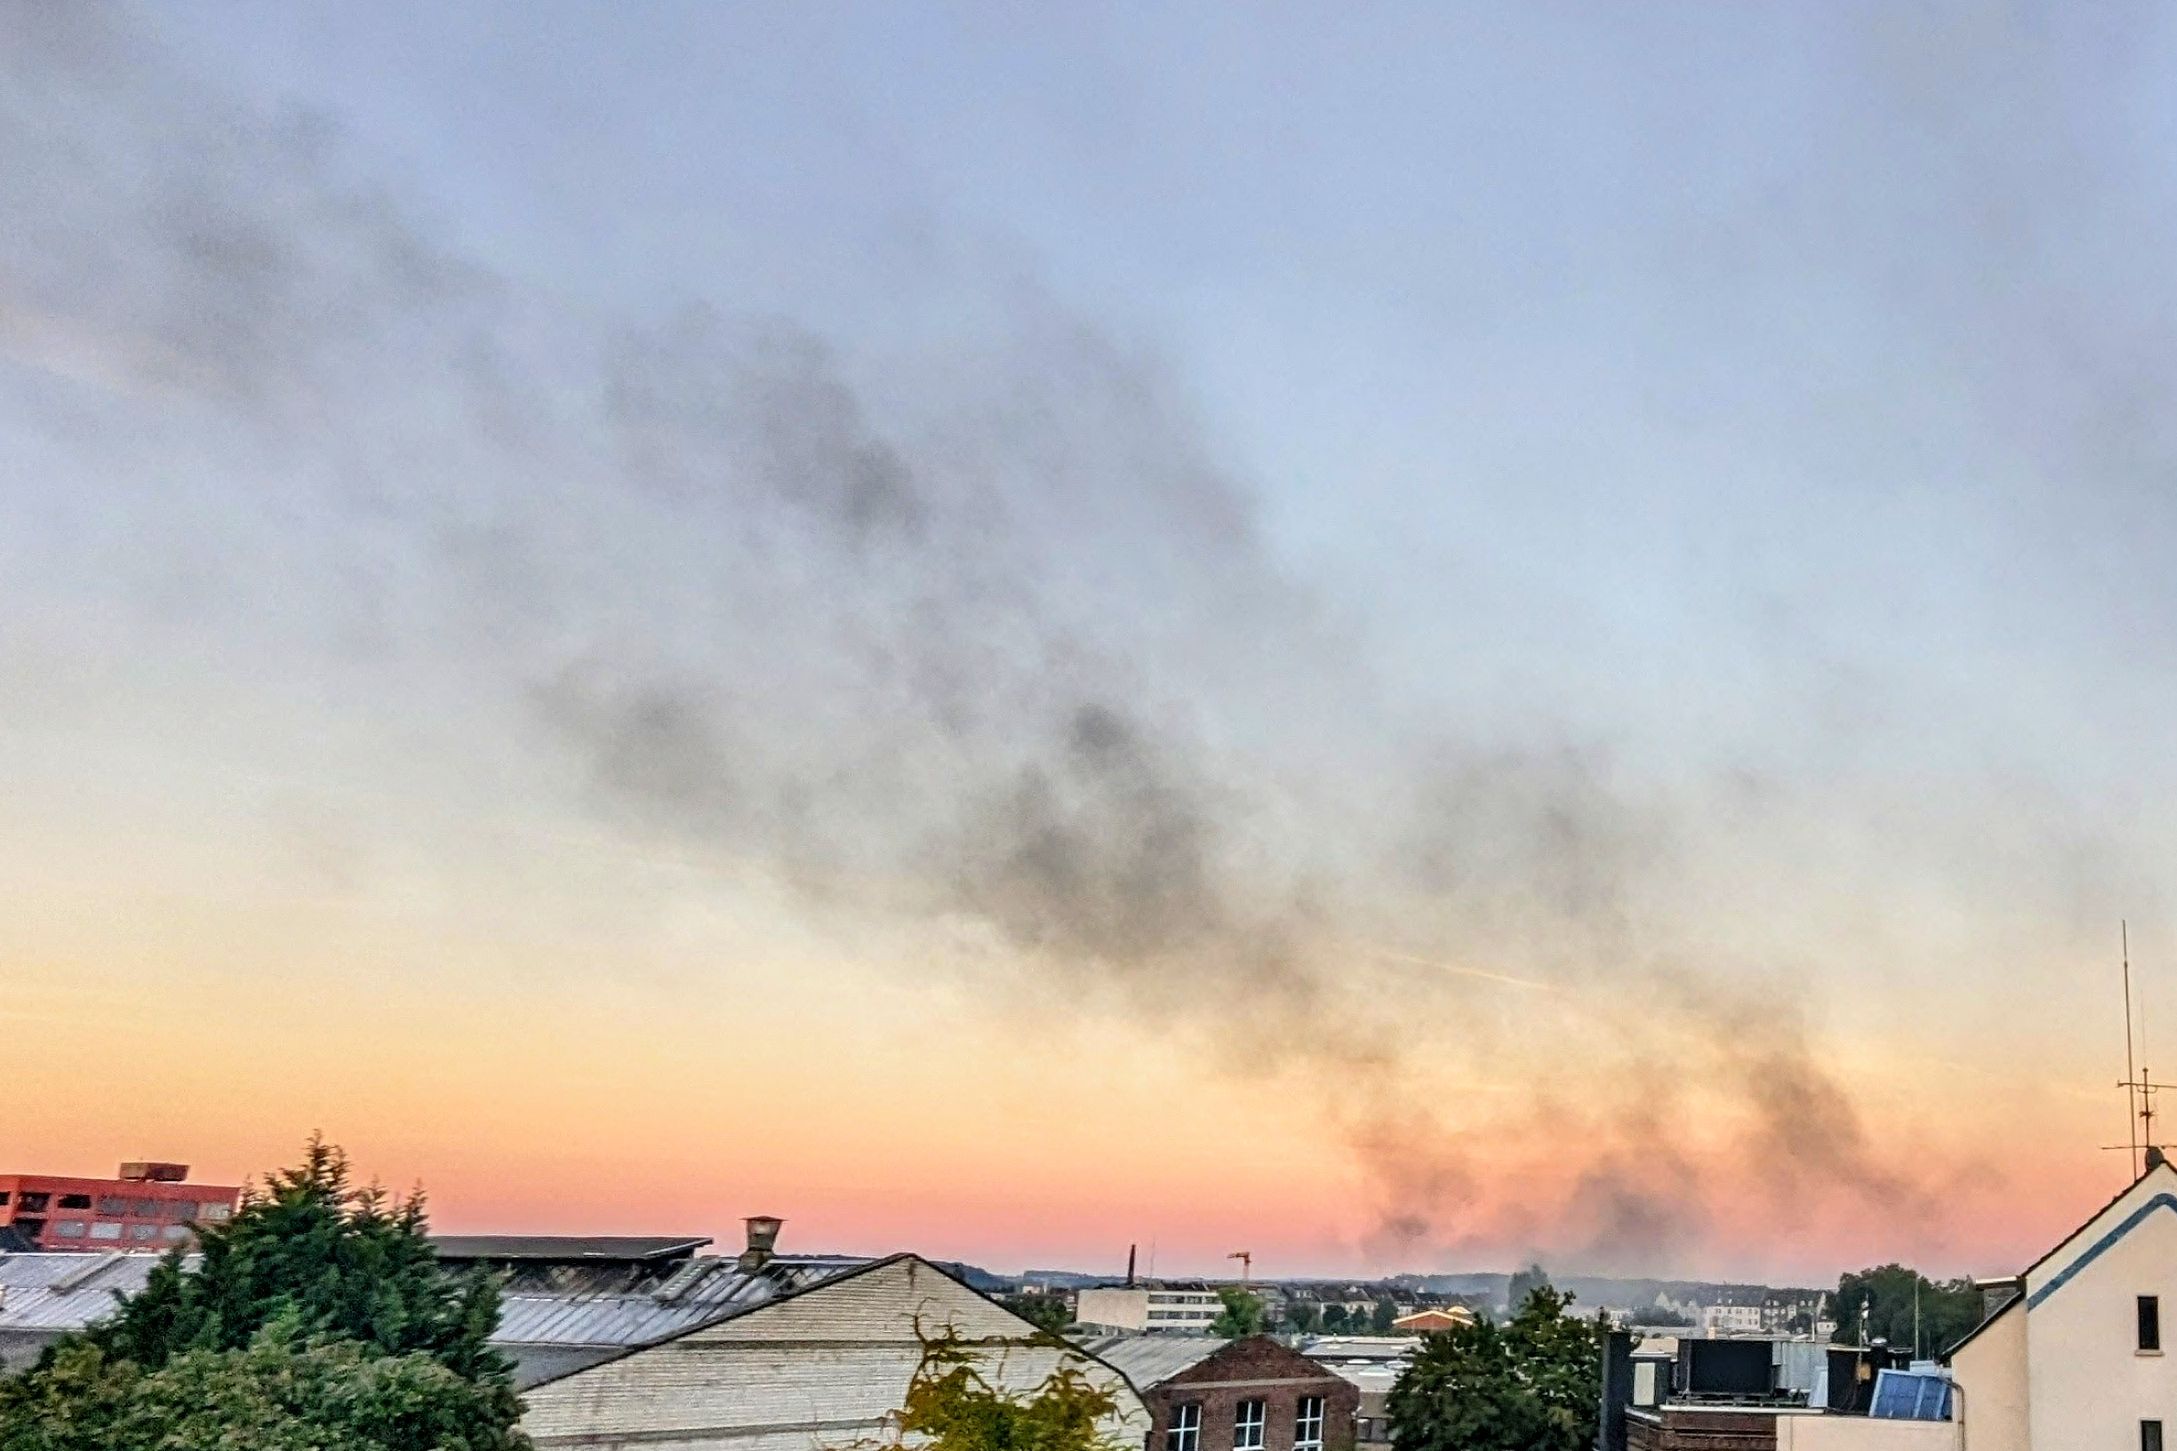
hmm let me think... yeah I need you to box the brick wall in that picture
[1624,1407,1781,1451]
[1141,1339,1361,1451]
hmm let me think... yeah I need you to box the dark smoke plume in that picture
[3,0,2094,1272]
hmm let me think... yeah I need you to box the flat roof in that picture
[431,1235,712,1263]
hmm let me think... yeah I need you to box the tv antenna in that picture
[2104,923,2175,1173]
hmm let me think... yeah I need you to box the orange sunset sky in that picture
[11,1,2177,1290]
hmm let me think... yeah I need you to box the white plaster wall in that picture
[1948,1303,2026,1451]
[2020,1167,2177,1451]
[1775,1416,1958,1451]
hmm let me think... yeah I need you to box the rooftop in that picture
[1072,1334,1229,1388]
[431,1235,712,1263]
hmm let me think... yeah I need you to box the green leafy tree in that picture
[1211,1287,1268,1337]
[891,1326,1123,1451]
[0,1325,525,1451]
[1830,1266,1981,1354]
[1387,1285,1604,1451]
[1371,1298,1399,1333]
[1322,1304,1353,1333]
[1640,1304,1694,1328]
[1003,1292,1073,1336]
[0,1138,526,1451]
[1287,1301,1322,1334]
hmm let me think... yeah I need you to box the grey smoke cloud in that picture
[7,0,2138,1272]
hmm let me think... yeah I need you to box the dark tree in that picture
[1003,1292,1074,1336]
[1371,1298,1398,1334]
[1830,1266,1981,1355]
[1322,1305,1353,1333]
[1503,1264,1550,1316]
[1287,1301,1322,1334]
[1211,1287,1268,1337]
[1388,1285,1604,1451]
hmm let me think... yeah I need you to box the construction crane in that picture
[1227,1250,1252,1283]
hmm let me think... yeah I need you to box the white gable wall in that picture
[1949,1300,2025,1451]
[2002,1162,2177,1450]
[521,1256,1149,1451]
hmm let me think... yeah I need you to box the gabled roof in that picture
[1074,1335,1230,1388]
[1943,1155,2177,1357]
[1943,1287,2020,1359]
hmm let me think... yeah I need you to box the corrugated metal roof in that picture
[0,1250,867,1372]
[1072,1334,1228,1388]
[433,1236,712,1263]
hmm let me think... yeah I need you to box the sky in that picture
[5,0,2177,1285]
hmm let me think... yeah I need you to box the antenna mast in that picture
[2128,922,2140,1175]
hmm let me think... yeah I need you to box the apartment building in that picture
[1078,1282,1225,1332]
[0,1162,239,1252]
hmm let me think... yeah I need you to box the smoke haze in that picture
[4,0,2171,1275]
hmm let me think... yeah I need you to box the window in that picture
[162,1225,191,1241]
[0,1192,11,1205]
[2146,1420,2164,1451]
[1166,1403,1200,1451]
[97,1197,128,1215]
[2145,1296,2163,1353]
[89,1222,122,1241]
[17,1193,49,1213]
[1295,1396,1325,1451]
[131,1199,161,1218]
[53,1220,87,1239]
[57,1194,91,1210]
[157,1199,194,1222]
[125,1223,159,1241]
[1234,1399,1266,1451]
[199,1202,233,1221]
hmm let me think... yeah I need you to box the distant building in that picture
[1700,1301,1765,1337]
[1301,1336,1419,1450]
[1077,1282,1224,1332]
[1079,1335,1359,1451]
[1389,1306,1474,1333]
[0,1162,239,1252]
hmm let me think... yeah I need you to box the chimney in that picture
[1126,1243,1137,1288]
[739,1215,783,1272]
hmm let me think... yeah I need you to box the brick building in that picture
[0,1162,240,1252]
[1081,1335,1360,1451]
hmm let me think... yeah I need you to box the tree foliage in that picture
[1210,1287,1268,1337]
[1287,1301,1322,1334]
[0,1138,527,1451]
[1370,1298,1398,1334]
[0,1326,525,1451]
[892,1326,1123,1451]
[1387,1285,1604,1451]
[1829,1265,1981,1354]
[1503,1265,1550,1316]
[1002,1292,1074,1336]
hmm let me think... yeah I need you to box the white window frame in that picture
[1167,1403,1200,1451]
[1235,1399,1266,1451]
[1295,1395,1325,1451]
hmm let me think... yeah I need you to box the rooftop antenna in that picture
[2128,922,2140,1176]
[2106,923,2176,1173]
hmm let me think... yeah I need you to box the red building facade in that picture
[0,1162,241,1252]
